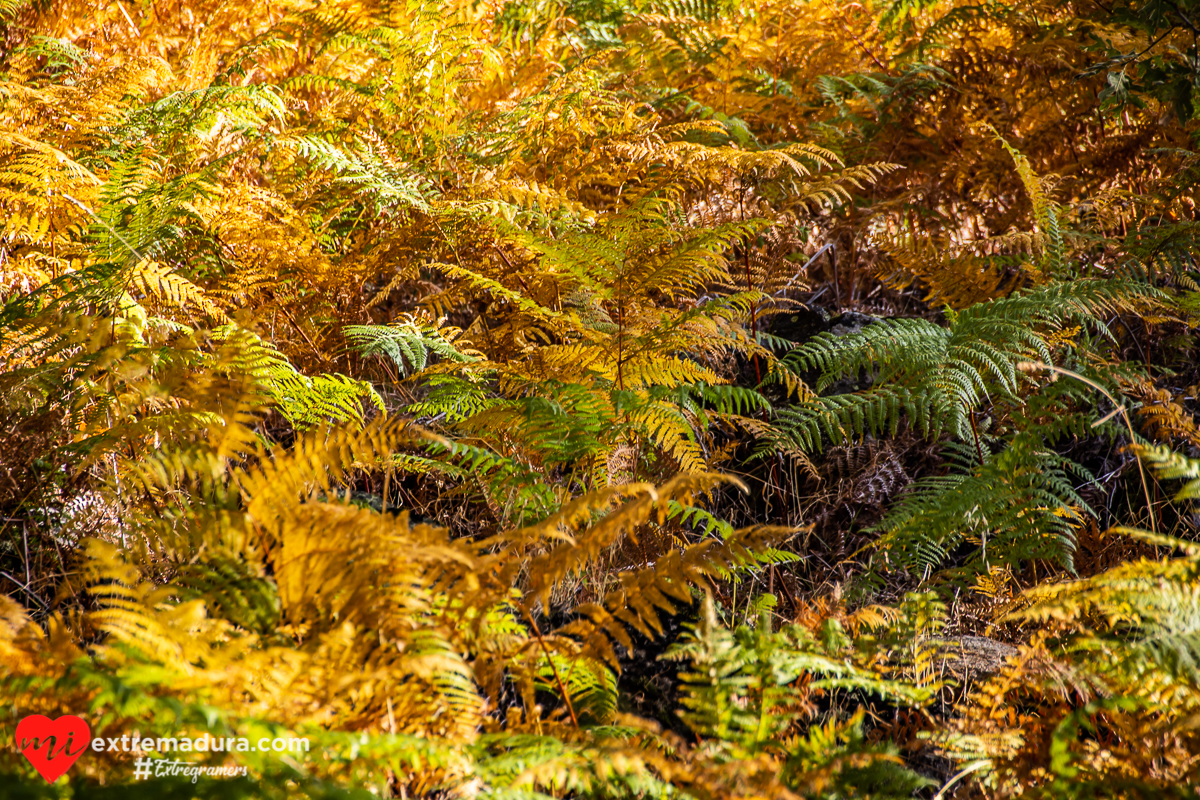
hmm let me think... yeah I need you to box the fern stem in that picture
[521,606,580,728]
[276,302,325,362]
[934,760,992,800]
[739,184,762,386]
[381,467,390,515]
[60,191,152,315]
[1021,362,1157,535]
[968,411,986,467]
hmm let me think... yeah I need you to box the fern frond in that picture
[345,315,481,377]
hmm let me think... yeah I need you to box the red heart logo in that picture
[15,715,90,783]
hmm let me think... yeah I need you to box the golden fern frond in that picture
[557,523,793,673]
[0,130,102,186]
[874,229,1027,309]
[621,355,723,389]
[432,260,570,329]
[0,131,99,256]
[472,175,599,223]
[628,403,707,472]
[125,259,228,323]
[995,132,1067,279]
[0,596,82,676]
[510,472,733,607]
[237,416,416,538]
[81,539,224,675]
[1126,379,1200,448]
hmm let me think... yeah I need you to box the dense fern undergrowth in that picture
[3,0,1200,797]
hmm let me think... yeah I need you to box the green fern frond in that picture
[874,437,1094,577]
[215,325,383,428]
[995,133,1067,279]
[779,278,1156,447]
[345,315,480,377]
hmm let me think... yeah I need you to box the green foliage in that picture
[874,437,1094,577]
[780,279,1147,448]
[3,0,1200,797]
[775,275,1156,576]
[936,446,1200,797]
[228,326,384,428]
[665,595,932,797]
[345,315,480,377]
[1082,0,1200,122]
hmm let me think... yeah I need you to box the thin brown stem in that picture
[522,606,580,728]
[1021,362,1156,535]
[969,411,986,467]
